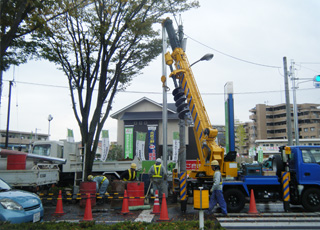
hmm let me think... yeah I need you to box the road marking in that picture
[134,209,154,222]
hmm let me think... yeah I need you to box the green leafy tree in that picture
[0,0,87,103]
[36,0,199,179]
[107,144,123,160]
[236,123,247,154]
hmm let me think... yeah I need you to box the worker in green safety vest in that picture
[120,163,137,181]
[148,158,167,200]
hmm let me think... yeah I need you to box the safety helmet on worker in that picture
[131,163,137,169]
[156,158,161,163]
[87,175,93,181]
[211,160,219,166]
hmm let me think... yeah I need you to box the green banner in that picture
[102,130,109,138]
[124,127,133,159]
[67,129,74,142]
[258,147,263,163]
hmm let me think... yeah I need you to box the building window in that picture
[311,127,315,132]
[304,128,308,132]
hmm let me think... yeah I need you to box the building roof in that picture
[110,97,177,119]
[120,111,179,120]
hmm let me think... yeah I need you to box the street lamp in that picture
[190,53,214,67]
[48,114,53,138]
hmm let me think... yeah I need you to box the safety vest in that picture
[94,176,107,184]
[123,169,136,181]
[152,164,162,178]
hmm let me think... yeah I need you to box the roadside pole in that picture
[283,57,293,146]
[161,24,168,197]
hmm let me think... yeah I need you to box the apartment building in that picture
[249,103,320,140]
[0,130,49,152]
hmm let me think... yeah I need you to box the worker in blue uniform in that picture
[208,160,228,216]
[88,175,109,197]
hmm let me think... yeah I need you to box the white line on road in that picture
[134,209,154,223]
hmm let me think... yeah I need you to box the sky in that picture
[1,0,320,143]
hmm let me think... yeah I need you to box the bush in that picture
[0,220,225,230]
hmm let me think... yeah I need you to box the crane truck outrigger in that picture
[163,18,320,213]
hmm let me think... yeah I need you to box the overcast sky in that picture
[1,0,320,142]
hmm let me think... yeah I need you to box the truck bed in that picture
[0,168,59,187]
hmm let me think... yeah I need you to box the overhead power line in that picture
[184,34,282,69]
[3,79,318,96]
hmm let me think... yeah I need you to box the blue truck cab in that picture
[221,145,320,213]
[287,146,320,211]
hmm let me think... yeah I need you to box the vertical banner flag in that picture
[257,146,263,163]
[136,132,146,160]
[124,126,134,159]
[67,129,74,142]
[100,130,109,162]
[172,132,180,162]
[148,126,157,160]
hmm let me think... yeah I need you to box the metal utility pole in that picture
[162,24,168,171]
[290,60,299,145]
[161,23,169,198]
[177,23,186,173]
[5,81,13,149]
[283,57,293,146]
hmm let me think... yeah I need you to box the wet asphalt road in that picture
[42,199,320,229]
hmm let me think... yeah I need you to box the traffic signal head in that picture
[314,75,320,88]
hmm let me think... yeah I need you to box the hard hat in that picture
[211,160,219,166]
[131,163,137,169]
[156,158,161,163]
[87,175,93,181]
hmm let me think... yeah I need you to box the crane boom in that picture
[163,18,233,178]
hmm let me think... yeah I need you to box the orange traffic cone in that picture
[121,190,130,215]
[158,193,170,221]
[248,189,259,214]
[53,190,64,216]
[83,193,93,221]
[152,190,160,215]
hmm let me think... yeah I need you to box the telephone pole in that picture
[283,57,293,146]
[290,60,299,145]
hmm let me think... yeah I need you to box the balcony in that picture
[249,114,257,120]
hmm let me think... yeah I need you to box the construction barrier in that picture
[39,191,156,201]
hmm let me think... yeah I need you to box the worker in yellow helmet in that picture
[120,163,138,181]
[88,174,109,198]
[207,160,227,216]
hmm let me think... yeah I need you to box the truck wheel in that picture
[301,188,320,212]
[224,188,246,213]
